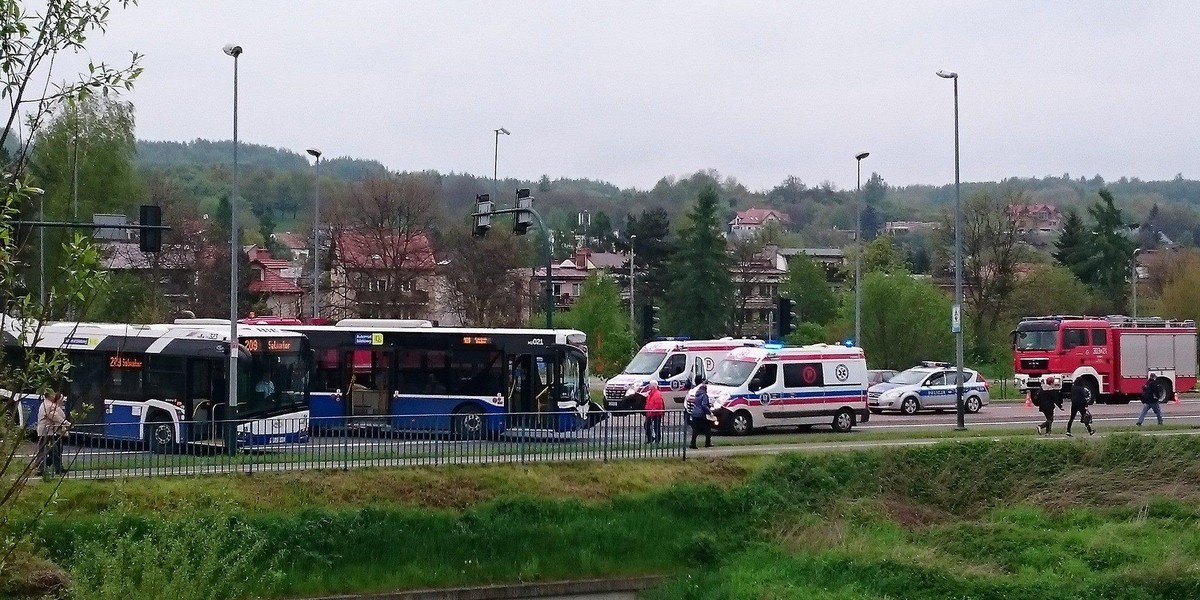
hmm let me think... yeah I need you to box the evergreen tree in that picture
[1081,189,1135,310]
[1053,208,1089,280]
[663,186,732,338]
[614,207,672,325]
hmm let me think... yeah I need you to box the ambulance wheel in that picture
[900,397,920,415]
[832,408,855,433]
[728,411,753,436]
[965,396,982,414]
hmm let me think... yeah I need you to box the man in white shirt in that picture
[255,372,276,399]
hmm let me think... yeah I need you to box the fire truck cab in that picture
[1013,315,1197,404]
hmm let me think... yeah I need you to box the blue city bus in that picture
[280,320,603,437]
[2,318,310,452]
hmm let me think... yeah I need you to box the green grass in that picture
[12,435,1200,598]
[712,422,1199,447]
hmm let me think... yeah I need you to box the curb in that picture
[299,576,665,600]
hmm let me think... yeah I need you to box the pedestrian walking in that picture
[689,378,713,449]
[1065,382,1095,437]
[35,391,71,477]
[1035,390,1061,435]
[1137,373,1165,426]
[642,383,664,444]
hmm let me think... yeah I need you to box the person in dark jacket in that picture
[1035,390,1062,435]
[689,379,713,449]
[1137,373,1165,426]
[1065,382,1095,437]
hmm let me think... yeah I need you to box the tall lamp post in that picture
[307,147,322,320]
[493,127,510,181]
[629,234,636,331]
[937,69,966,430]
[224,43,242,413]
[854,151,870,348]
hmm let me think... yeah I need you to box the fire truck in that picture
[1013,315,1197,404]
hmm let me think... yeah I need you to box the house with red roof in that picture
[246,246,304,317]
[729,207,790,239]
[327,230,440,320]
[529,247,631,311]
[1008,203,1062,232]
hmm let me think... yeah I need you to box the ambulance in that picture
[603,338,764,411]
[686,343,870,435]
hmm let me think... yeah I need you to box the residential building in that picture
[271,231,310,262]
[728,207,790,239]
[246,246,303,318]
[730,245,789,337]
[883,221,940,236]
[777,247,848,284]
[327,230,439,320]
[1009,203,1062,232]
[530,247,629,311]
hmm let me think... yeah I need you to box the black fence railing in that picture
[19,410,690,480]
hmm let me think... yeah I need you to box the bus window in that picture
[314,348,342,392]
[146,355,185,402]
[68,352,107,424]
[445,348,502,396]
[104,353,144,401]
[561,351,584,405]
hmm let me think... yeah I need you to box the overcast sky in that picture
[71,1,1200,191]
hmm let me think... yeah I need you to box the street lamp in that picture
[1131,248,1143,317]
[306,147,322,320]
[854,151,869,349]
[937,68,966,430]
[629,234,636,331]
[224,43,242,413]
[493,127,510,181]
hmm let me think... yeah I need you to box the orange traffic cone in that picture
[1025,392,1033,409]
[1175,392,1182,405]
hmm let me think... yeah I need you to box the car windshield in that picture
[709,359,758,387]
[889,369,932,385]
[1016,330,1057,351]
[623,351,666,375]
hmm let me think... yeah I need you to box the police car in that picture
[867,361,990,415]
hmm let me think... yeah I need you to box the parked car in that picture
[867,361,990,415]
[867,369,898,386]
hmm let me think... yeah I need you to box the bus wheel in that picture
[452,405,486,440]
[832,408,855,433]
[728,410,753,436]
[146,416,177,454]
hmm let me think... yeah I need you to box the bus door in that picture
[509,352,554,427]
[342,347,393,427]
[186,358,224,441]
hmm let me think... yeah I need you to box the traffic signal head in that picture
[514,188,533,235]
[641,305,661,340]
[777,297,798,337]
[472,194,493,238]
[139,204,162,253]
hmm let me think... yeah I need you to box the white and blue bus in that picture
[275,319,603,437]
[2,319,310,452]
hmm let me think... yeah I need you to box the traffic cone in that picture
[1025,392,1032,409]
[1175,392,1182,405]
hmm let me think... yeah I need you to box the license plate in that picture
[270,436,286,444]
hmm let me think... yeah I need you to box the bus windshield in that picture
[240,342,308,416]
[1015,330,1057,351]
[624,351,666,375]
[709,359,757,387]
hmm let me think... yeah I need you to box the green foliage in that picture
[785,322,827,346]
[1006,264,1093,321]
[554,273,637,377]
[1053,208,1089,278]
[615,208,673,327]
[1078,190,1136,311]
[862,235,909,274]
[1157,253,1200,323]
[784,253,837,325]
[663,186,732,337]
[855,272,954,369]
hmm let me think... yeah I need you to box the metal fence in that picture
[20,410,690,480]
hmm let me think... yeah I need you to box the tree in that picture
[1053,209,1089,279]
[783,252,836,325]
[1079,189,1135,311]
[325,174,442,320]
[862,235,909,274]
[439,223,530,327]
[555,273,637,377]
[1158,254,1200,324]
[856,272,955,370]
[1005,265,1093,322]
[0,0,141,590]
[952,191,1025,360]
[613,208,672,324]
[663,186,732,338]
[728,234,767,337]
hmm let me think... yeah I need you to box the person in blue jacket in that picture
[689,378,713,449]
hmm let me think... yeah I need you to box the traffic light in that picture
[472,194,493,238]
[513,188,533,235]
[777,297,798,338]
[641,305,660,341]
[139,204,162,253]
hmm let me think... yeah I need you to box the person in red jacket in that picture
[643,383,665,444]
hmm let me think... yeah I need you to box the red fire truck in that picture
[1013,315,1197,404]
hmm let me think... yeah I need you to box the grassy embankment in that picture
[8,435,1200,599]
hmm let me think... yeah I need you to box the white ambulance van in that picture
[688,343,870,435]
[603,338,764,410]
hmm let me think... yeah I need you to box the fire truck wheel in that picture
[900,397,920,415]
[1157,378,1173,403]
[1077,378,1099,406]
[965,396,982,414]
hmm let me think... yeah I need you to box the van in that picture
[688,343,870,435]
[603,338,764,410]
